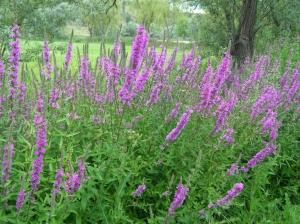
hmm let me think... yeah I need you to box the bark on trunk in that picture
[231,0,258,67]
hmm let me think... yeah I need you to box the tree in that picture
[79,0,120,38]
[178,0,300,65]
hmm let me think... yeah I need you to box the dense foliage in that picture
[0,24,299,224]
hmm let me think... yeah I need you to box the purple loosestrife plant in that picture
[221,128,235,144]
[18,81,26,103]
[42,41,53,79]
[164,47,178,74]
[64,159,85,194]
[30,93,47,193]
[49,87,60,109]
[241,142,276,172]
[52,168,64,196]
[134,66,152,93]
[211,51,231,97]
[129,25,149,74]
[16,188,25,211]
[286,67,300,105]
[147,82,163,105]
[213,91,237,134]
[99,57,121,102]
[199,61,215,111]
[260,109,280,141]
[204,183,244,211]
[132,184,146,197]
[166,108,193,142]
[119,26,149,104]
[165,102,181,122]
[64,42,73,70]
[216,183,244,206]
[153,46,167,78]
[118,69,136,104]
[251,86,281,119]
[227,163,238,176]
[241,56,268,97]
[168,182,189,215]
[8,24,20,100]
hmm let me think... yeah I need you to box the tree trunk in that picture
[231,0,258,67]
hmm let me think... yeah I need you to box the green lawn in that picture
[20,39,186,74]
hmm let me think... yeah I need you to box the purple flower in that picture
[241,56,268,96]
[2,143,15,183]
[251,86,281,119]
[168,182,189,215]
[134,66,152,93]
[42,41,53,79]
[64,160,85,194]
[215,183,244,206]
[260,109,280,141]
[49,87,60,109]
[153,46,167,78]
[99,57,121,102]
[241,142,276,172]
[166,108,193,142]
[222,128,235,144]
[52,168,64,195]
[199,61,214,110]
[164,47,178,74]
[129,25,149,73]
[30,93,47,192]
[132,184,146,197]
[18,81,26,103]
[147,82,163,105]
[286,68,300,104]
[64,42,73,70]
[16,188,25,211]
[8,24,20,100]
[165,102,181,122]
[227,163,238,176]
[118,69,136,104]
[213,91,237,133]
[212,51,231,97]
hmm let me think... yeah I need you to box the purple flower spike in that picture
[165,108,193,142]
[64,159,86,194]
[8,24,21,100]
[168,182,189,215]
[52,168,64,195]
[227,163,238,176]
[42,41,53,79]
[16,188,25,211]
[30,93,47,193]
[216,183,244,206]
[132,184,146,197]
[129,25,149,73]
[242,142,276,172]
[64,42,73,70]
